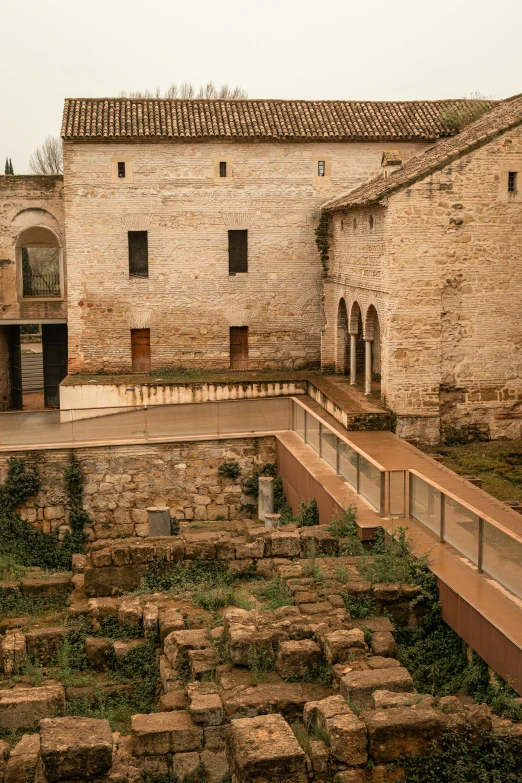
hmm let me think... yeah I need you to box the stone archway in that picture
[15,225,63,300]
[364,304,382,395]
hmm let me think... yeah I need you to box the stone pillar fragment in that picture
[258,477,274,522]
[147,506,171,537]
[264,514,281,530]
[0,631,27,675]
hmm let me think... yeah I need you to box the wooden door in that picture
[8,326,22,410]
[42,324,68,408]
[230,327,248,369]
[131,329,151,373]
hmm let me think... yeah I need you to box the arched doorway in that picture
[15,226,62,299]
[336,298,349,374]
[364,305,382,395]
[348,301,365,384]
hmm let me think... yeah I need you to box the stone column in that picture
[349,333,357,386]
[264,513,281,530]
[147,506,171,537]
[364,339,373,396]
[258,477,274,522]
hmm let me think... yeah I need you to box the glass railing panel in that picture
[293,401,305,440]
[410,473,441,535]
[321,428,338,470]
[339,441,358,489]
[482,522,522,600]
[305,411,321,453]
[389,471,406,517]
[218,398,290,433]
[146,403,219,439]
[71,407,147,443]
[0,410,74,448]
[359,455,382,511]
[444,496,479,564]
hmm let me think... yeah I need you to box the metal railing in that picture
[22,272,60,297]
[291,397,386,514]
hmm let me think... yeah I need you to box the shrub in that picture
[242,463,278,498]
[273,476,294,523]
[218,460,241,480]
[296,497,319,527]
[254,576,294,610]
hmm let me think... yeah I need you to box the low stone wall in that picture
[0,437,276,541]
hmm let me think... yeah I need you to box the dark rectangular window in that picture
[318,160,326,177]
[228,230,248,275]
[128,231,148,278]
[508,171,517,193]
[219,161,227,178]
[118,162,126,178]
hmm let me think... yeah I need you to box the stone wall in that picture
[62,140,428,373]
[0,436,276,540]
[0,175,66,322]
[324,124,522,440]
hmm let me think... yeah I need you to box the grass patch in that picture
[253,576,294,610]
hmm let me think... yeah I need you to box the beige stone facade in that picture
[62,139,427,374]
[323,118,522,440]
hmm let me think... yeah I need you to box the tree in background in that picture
[29,136,63,175]
[119,80,248,99]
[4,158,14,174]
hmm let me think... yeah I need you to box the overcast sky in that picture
[2,0,521,173]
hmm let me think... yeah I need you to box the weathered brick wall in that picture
[326,125,522,440]
[0,436,276,540]
[0,176,66,322]
[62,140,428,373]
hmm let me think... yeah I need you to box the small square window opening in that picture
[318,161,326,177]
[508,171,517,193]
[219,161,227,178]
[118,162,126,178]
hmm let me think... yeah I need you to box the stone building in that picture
[58,98,485,375]
[321,94,522,441]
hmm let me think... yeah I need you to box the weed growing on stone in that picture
[291,720,311,752]
[341,593,378,618]
[139,559,233,595]
[273,476,295,523]
[248,645,275,685]
[285,662,334,687]
[242,462,277,498]
[253,576,294,610]
[296,497,319,527]
[218,460,241,480]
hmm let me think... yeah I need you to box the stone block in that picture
[111,544,131,566]
[164,629,210,667]
[71,554,87,574]
[131,711,203,756]
[188,647,220,680]
[84,564,147,597]
[340,667,415,710]
[118,598,142,627]
[21,577,71,598]
[299,527,338,556]
[223,681,331,721]
[39,716,113,781]
[0,685,65,730]
[227,714,307,783]
[204,726,227,752]
[199,750,229,783]
[159,608,185,642]
[142,602,159,638]
[303,694,352,730]
[26,627,67,665]
[4,733,40,783]
[159,654,178,692]
[365,707,445,762]
[91,548,112,568]
[327,712,368,764]
[85,637,113,671]
[275,640,322,679]
[322,629,366,664]
[159,690,189,711]
[1,631,27,674]
[113,638,146,661]
[128,542,155,564]
[172,751,200,781]
[189,691,224,726]
[268,531,301,558]
[228,624,274,667]
[235,539,265,559]
[352,617,394,634]
[371,691,432,710]
[370,632,397,658]
[367,657,401,670]
[87,597,119,632]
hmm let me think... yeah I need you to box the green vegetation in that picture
[139,558,234,594]
[424,439,522,503]
[253,576,294,610]
[273,476,294,523]
[218,460,241,480]
[242,462,277,498]
[247,645,275,684]
[395,726,522,782]
[295,497,319,527]
[440,98,492,133]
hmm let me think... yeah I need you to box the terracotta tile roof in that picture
[60,98,497,142]
[322,94,522,211]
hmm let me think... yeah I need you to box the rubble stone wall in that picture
[325,124,522,440]
[0,436,276,540]
[62,139,428,373]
